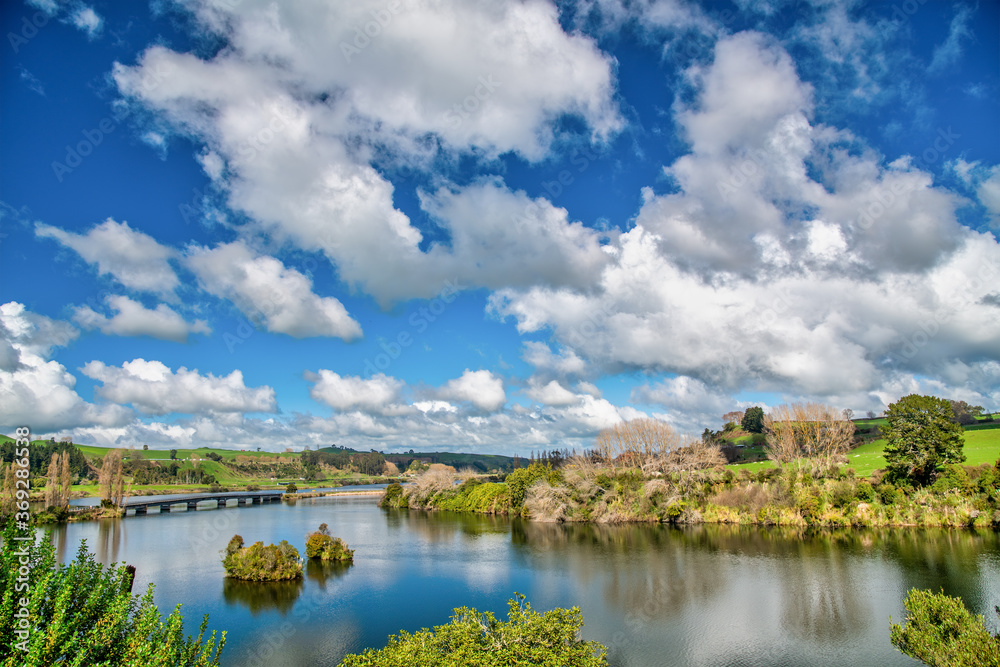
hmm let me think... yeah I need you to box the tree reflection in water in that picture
[305,558,353,591]
[222,577,304,615]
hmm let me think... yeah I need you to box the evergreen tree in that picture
[883,394,965,486]
[741,406,765,433]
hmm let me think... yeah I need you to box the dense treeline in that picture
[0,440,89,480]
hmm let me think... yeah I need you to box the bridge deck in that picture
[122,491,284,515]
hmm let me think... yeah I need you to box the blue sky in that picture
[1,0,998,455]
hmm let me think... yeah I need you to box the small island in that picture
[305,523,354,561]
[221,534,303,581]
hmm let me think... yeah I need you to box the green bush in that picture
[890,588,1000,666]
[829,481,857,508]
[505,464,551,511]
[340,594,607,666]
[878,483,902,506]
[856,481,875,503]
[0,521,225,666]
[221,535,302,581]
[305,524,354,561]
[380,482,405,508]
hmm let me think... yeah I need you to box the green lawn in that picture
[732,423,1000,478]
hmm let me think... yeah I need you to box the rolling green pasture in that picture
[730,423,1000,478]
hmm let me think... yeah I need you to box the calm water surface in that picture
[48,496,1000,666]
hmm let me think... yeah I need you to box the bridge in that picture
[122,491,285,516]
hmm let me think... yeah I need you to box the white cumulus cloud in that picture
[73,295,210,342]
[185,241,362,340]
[82,358,277,415]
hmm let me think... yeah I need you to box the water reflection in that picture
[48,500,1000,667]
[96,518,124,564]
[390,508,510,542]
[305,559,353,591]
[222,577,304,615]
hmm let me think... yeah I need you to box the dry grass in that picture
[407,468,456,506]
[524,483,570,522]
[711,485,776,513]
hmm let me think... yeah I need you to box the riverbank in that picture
[382,460,1000,530]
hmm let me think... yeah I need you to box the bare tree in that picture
[45,454,59,507]
[60,451,72,508]
[99,449,126,508]
[595,418,681,470]
[842,408,854,421]
[661,438,727,472]
[764,404,856,466]
[722,411,744,426]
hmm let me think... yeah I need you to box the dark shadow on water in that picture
[222,577,304,615]
[305,558,353,591]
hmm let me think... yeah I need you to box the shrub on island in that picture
[221,534,302,581]
[305,523,354,561]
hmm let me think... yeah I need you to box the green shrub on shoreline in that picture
[221,534,303,581]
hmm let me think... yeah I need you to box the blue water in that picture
[46,496,1000,666]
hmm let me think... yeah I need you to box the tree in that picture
[890,588,1000,666]
[98,449,126,508]
[741,406,765,434]
[143,444,149,450]
[883,394,965,486]
[763,404,855,465]
[722,411,744,427]
[170,449,178,460]
[842,408,854,421]
[59,451,71,508]
[594,418,680,470]
[340,594,607,666]
[0,522,225,665]
[949,400,984,426]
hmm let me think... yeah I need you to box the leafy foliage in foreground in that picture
[890,588,1000,666]
[0,521,225,667]
[221,534,302,581]
[339,594,607,666]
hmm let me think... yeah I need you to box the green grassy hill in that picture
[732,421,1000,477]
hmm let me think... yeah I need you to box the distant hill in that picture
[383,451,517,473]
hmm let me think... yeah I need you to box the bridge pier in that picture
[252,496,261,505]
[159,504,172,513]
[187,500,199,511]
[134,506,147,515]
[216,498,227,508]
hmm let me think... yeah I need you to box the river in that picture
[46,494,1000,666]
